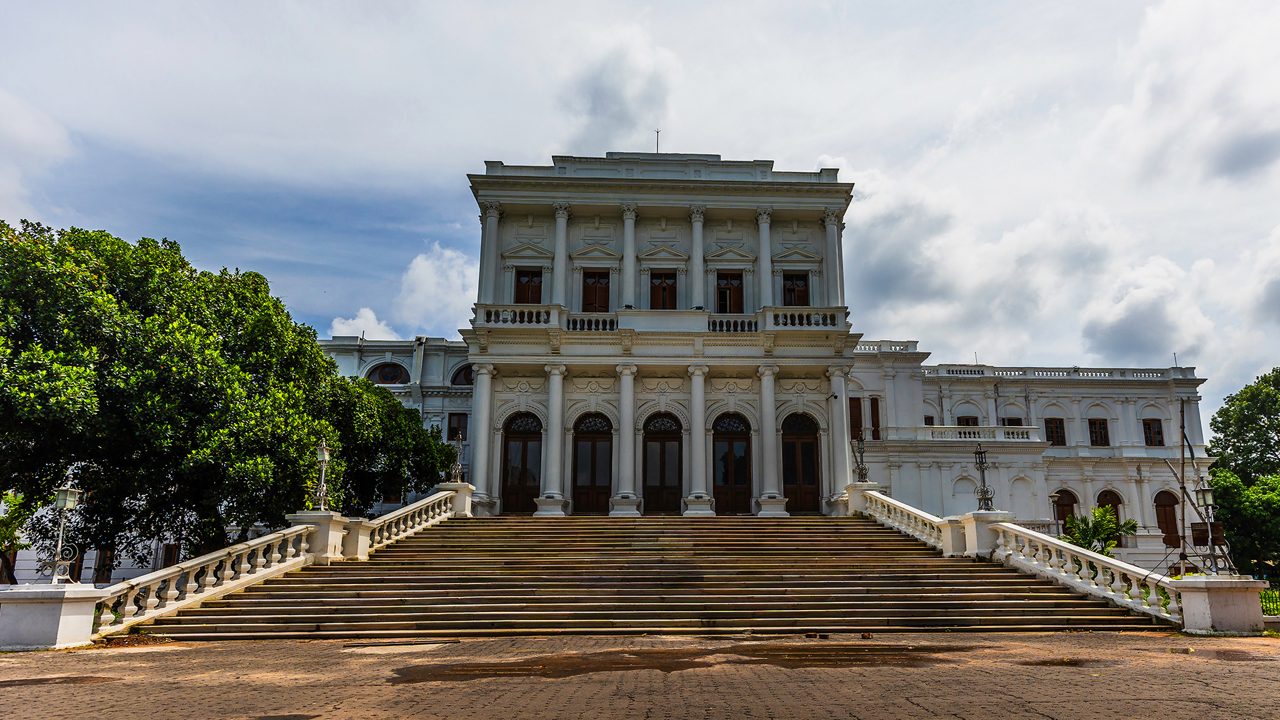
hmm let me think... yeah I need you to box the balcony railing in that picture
[908,425,1043,442]
[923,365,1197,380]
[567,313,618,332]
[474,304,560,328]
[763,307,846,331]
[708,314,758,332]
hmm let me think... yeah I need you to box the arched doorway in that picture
[1154,490,1180,548]
[713,413,753,515]
[501,413,543,514]
[643,413,683,514]
[781,413,821,513]
[1097,489,1126,546]
[1053,488,1078,527]
[572,413,613,514]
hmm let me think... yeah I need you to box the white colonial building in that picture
[322,151,1209,570]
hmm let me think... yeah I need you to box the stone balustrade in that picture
[862,490,945,550]
[991,522,1182,624]
[475,304,559,327]
[911,425,1042,442]
[566,313,618,332]
[708,315,758,332]
[853,340,920,353]
[366,489,464,551]
[94,524,314,637]
[763,308,844,330]
[923,365,1197,380]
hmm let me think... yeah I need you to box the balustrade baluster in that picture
[1164,588,1181,619]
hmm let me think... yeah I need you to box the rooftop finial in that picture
[655,128,660,153]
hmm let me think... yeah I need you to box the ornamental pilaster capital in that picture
[826,365,851,379]
[675,266,687,276]
[620,203,638,220]
[553,202,572,219]
[756,207,773,224]
[689,205,706,223]
[822,208,841,225]
[480,200,503,217]
[544,364,567,377]
[772,268,784,277]
[616,364,638,378]
[757,364,779,379]
[743,267,755,277]
[502,263,515,272]
[688,364,709,378]
[473,363,496,377]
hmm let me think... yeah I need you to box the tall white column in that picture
[469,364,495,509]
[534,364,567,516]
[478,201,502,304]
[684,364,714,516]
[621,203,637,309]
[757,207,773,308]
[690,206,706,310]
[757,364,787,516]
[828,366,852,492]
[611,364,641,516]
[823,209,841,306]
[552,202,570,306]
[836,220,847,305]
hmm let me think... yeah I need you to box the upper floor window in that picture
[448,412,468,442]
[368,363,410,385]
[716,271,744,313]
[782,272,810,307]
[582,270,610,312]
[1044,417,1067,446]
[923,415,935,426]
[1088,418,1111,447]
[450,364,474,386]
[956,415,980,427]
[650,271,677,310]
[850,397,864,439]
[514,269,543,304]
[869,397,882,440]
[1142,418,1165,447]
[1000,417,1023,427]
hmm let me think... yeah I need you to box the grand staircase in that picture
[148,516,1158,639]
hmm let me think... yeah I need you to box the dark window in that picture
[447,413,468,442]
[782,272,810,307]
[1000,417,1023,426]
[93,546,115,584]
[850,398,864,440]
[161,543,180,568]
[1143,418,1165,447]
[582,270,610,312]
[1044,418,1067,446]
[1154,490,1180,548]
[451,365,474,386]
[513,269,543,304]
[869,397,882,440]
[1088,418,1110,447]
[957,415,980,427]
[923,415,935,426]
[649,271,677,309]
[1053,489,1079,524]
[716,271,744,314]
[368,363,410,385]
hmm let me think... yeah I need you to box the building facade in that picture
[322,152,1209,569]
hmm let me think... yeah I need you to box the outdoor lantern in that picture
[973,443,995,511]
[314,438,331,512]
[317,438,331,465]
[973,443,988,470]
[1194,484,1214,509]
[55,484,83,510]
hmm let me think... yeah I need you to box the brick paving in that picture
[1,631,1277,719]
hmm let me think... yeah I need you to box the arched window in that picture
[451,364,474,386]
[1053,489,1079,524]
[367,363,410,385]
[713,413,750,434]
[1154,490,1180,548]
[1097,489,1124,519]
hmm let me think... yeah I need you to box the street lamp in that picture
[973,443,994,512]
[853,432,869,483]
[1048,490,1063,535]
[450,430,465,484]
[315,438,331,512]
[51,477,83,584]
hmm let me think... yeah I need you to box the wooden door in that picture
[501,413,543,514]
[643,413,683,514]
[782,414,821,513]
[1155,491,1180,548]
[572,413,613,514]
[713,413,753,514]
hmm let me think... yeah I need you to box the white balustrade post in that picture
[437,482,475,519]
[690,205,706,309]
[845,482,882,515]
[285,511,349,565]
[0,585,110,651]
[757,364,788,517]
[684,364,714,516]
[611,364,642,516]
[478,201,502,304]
[535,364,568,516]
[341,518,376,561]
[757,207,774,308]
[552,202,570,306]
[960,512,1016,559]
[938,516,967,557]
[1169,576,1269,635]
[469,364,495,511]
[621,203,637,308]
[823,208,842,306]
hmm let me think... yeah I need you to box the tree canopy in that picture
[1209,368,1280,485]
[0,221,451,567]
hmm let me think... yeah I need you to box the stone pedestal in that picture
[285,510,348,566]
[533,495,568,517]
[609,494,642,517]
[1170,576,1269,635]
[437,482,475,518]
[756,496,789,518]
[683,494,715,517]
[961,510,1016,559]
[0,584,109,651]
[341,518,376,561]
[938,516,967,558]
[844,481,882,515]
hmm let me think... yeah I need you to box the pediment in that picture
[638,244,689,262]
[706,245,757,262]
[502,242,554,260]
[571,244,622,260]
[772,246,823,262]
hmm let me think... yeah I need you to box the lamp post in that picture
[1048,490,1063,536]
[853,432,869,483]
[50,478,83,584]
[973,443,994,512]
[315,438,331,512]
[450,431,465,484]
[1192,477,1234,575]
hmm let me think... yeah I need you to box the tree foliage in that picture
[1209,469,1280,577]
[1209,368,1280,485]
[1061,505,1139,558]
[0,221,452,567]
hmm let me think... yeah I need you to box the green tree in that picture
[0,491,38,584]
[0,221,451,569]
[1061,505,1139,557]
[1209,469,1280,577]
[1209,368,1280,485]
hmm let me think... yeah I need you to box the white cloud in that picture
[0,89,70,220]
[393,242,478,340]
[328,307,400,340]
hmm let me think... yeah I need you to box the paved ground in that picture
[2,631,1278,719]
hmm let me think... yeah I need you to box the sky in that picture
[2,1,1279,427]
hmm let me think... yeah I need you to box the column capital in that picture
[616,364,638,377]
[756,207,773,224]
[481,200,503,217]
[621,203,638,220]
[544,364,567,377]
[553,202,571,219]
[823,208,841,225]
[757,364,779,379]
[688,364,709,378]
[689,205,706,223]
[473,363,496,377]
[826,365,851,379]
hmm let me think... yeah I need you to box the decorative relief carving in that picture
[553,202,571,219]
[641,378,685,393]
[780,379,823,394]
[621,203,638,220]
[823,208,841,225]
[711,378,753,394]
[689,205,705,223]
[502,378,545,393]
[571,377,616,393]
[481,200,502,216]
[756,207,773,224]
